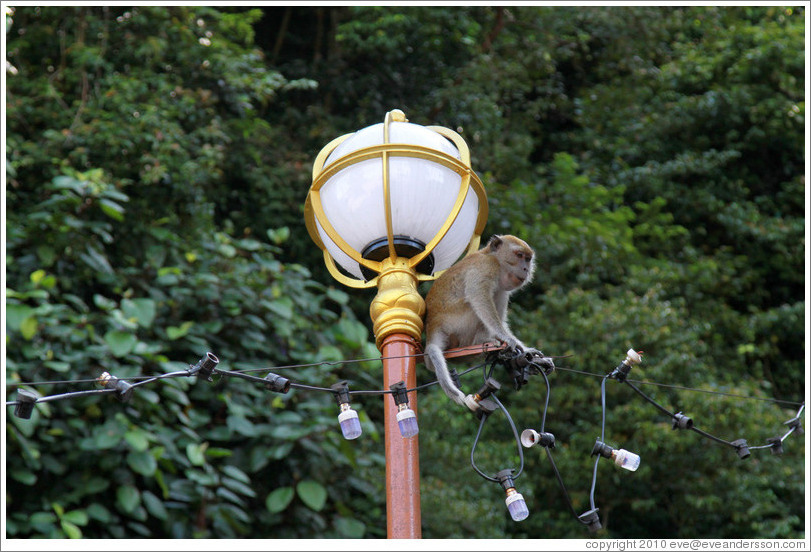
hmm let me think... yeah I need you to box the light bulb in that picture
[338,403,362,440]
[611,448,641,471]
[396,403,419,438]
[505,488,529,522]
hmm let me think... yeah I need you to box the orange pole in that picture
[381,333,421,539]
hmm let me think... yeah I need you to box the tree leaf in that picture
[104,330,137,357]
[167,321,193,340]
[186,442,207,466]
[296,480,327,512]
[141,491,168,520]
[121,298,157,328]
[116,486,140,514]
[127,450,157,476]
[99,198,125,221]
[62,510,89,526]
[20,316,38,340]
[124,429,151,452]
[334,517,366,538]
[5,304,34,331]
[265,487,294,514]
[61,520,82,539]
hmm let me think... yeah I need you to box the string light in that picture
[496,469,529,522]
[5,347,804,535]
[331,381,362,440]
[390,381,418,438]
[592,440,641,472]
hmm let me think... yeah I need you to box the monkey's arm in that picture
[463,272,524,349]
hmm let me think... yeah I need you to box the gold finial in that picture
[388,109,408,123]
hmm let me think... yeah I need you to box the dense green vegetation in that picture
[5,6,805,540]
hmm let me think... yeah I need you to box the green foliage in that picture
[5,4,805,540]
[6,6,382,539]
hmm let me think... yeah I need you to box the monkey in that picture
[423,234,553,411]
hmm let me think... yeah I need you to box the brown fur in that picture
[424,235,535,409]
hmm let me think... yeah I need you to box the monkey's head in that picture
[486,234,535,291]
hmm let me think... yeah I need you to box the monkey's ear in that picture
[488,235,503,251]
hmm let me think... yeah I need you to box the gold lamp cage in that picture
[304,109,489,289]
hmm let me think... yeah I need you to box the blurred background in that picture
[4,5,806,540]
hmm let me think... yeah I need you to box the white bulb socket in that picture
[521,429,540,448]
[625,349,643,365]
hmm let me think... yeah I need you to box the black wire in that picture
[129,369,195,389]
[544,448,591,525]
[623,380,676,419]
[28,388,118,404]
[587,373,611,510]
[622,379,739,449]
[554,366,803,407]
[5,351,804,460]
[6,358,802,408]
[492,394,525,478]
[470,412,496,482]
[538,366,551,434]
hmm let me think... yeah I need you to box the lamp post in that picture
[304,109,488,538]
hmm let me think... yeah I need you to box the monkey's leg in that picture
[425,343,479,410]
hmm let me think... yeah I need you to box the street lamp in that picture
[304,109,488,538]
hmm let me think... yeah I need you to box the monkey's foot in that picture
[463,394,481,412]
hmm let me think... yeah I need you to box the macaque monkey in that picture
[424,234,552,411]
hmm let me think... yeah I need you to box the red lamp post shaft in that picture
[381,333,422,539]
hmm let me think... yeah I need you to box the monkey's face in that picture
[501,247,534,291]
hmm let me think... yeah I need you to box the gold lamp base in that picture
[369,257,425,349]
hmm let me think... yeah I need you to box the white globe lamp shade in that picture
[304,110,488,288]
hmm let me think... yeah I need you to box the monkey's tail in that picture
[425,344,471,408]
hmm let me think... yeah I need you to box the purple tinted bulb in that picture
[505,488,529,522]
[338,403,362,440]
[396,406,419,438]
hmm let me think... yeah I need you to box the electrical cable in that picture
[5,346,805,533]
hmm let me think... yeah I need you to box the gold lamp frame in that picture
[304,109,489,289]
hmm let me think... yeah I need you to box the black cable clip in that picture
[730,438,750,460]
[448,367,462,390]
[14,388,38,419]
[783,414,804,435]
[264,373,290,393]
[389,381,409,407]
[331,381,351,407]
